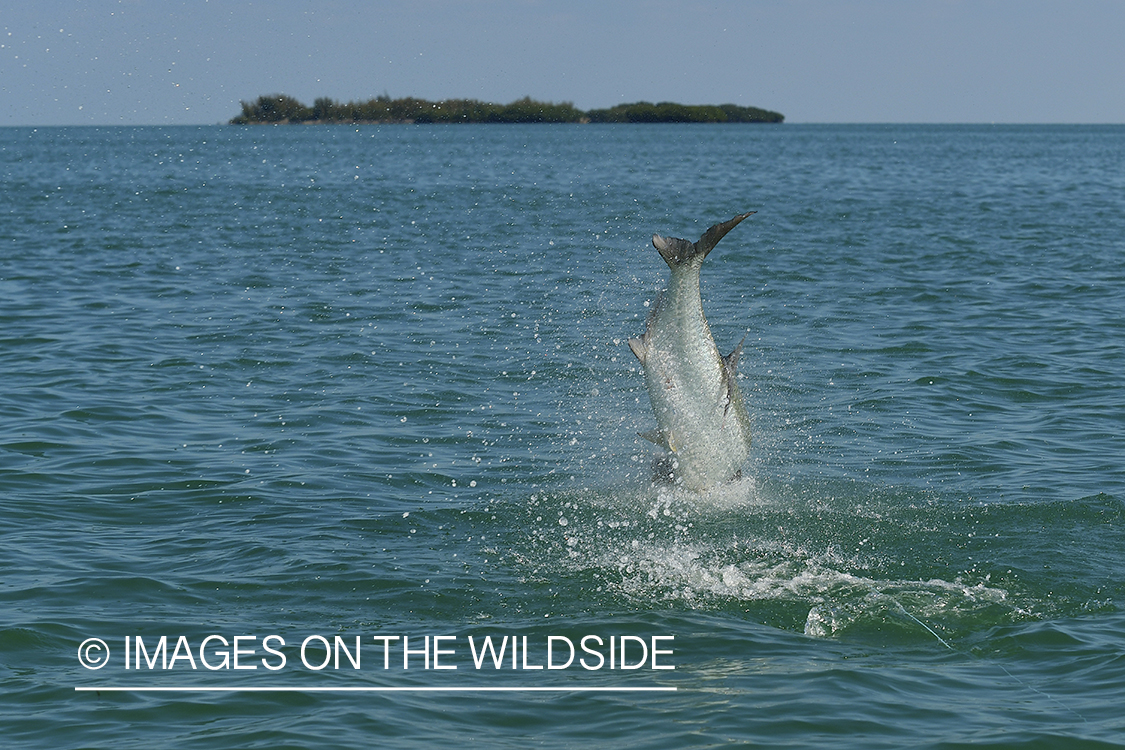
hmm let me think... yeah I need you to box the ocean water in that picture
[2,123,1123,748]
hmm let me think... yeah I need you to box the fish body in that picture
[627,213,754,491]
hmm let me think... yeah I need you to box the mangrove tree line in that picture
[230,94,784,124]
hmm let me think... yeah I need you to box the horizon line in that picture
[76,685,678,693]
[6,121,1125,128]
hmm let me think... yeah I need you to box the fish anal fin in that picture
[627,336,648,364]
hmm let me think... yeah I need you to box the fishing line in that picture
[865,582,1088,724]
[874,587,954,651]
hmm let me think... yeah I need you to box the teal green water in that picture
[2,124,1123,748]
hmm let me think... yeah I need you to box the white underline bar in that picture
[75,686,677,693]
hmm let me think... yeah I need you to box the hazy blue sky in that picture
[3,0,1122,125]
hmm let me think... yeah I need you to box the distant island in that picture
[230,94,784,125]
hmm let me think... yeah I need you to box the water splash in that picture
[495,475,1053,644]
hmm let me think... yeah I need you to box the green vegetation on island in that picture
[230,94,783,125]
[585,101,782,123]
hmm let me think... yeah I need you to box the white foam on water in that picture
[511,476,1020,642]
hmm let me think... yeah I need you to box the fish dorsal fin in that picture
[695,212,755,259]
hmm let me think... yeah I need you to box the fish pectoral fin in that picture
[627,336,648,364]
[638,428,675,452]
[722,381,736,419]
[720,336,747,418]
[723,335,746,374]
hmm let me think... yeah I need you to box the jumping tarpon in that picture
[628,213,755,491]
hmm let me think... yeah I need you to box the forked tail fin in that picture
[652,212,755,268]
[696,212,755,258]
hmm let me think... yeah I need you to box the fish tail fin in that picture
[695,212,755,259]
[651,212,754,268]
[651,234,697,268]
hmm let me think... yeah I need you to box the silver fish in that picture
[627,213,755,491]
